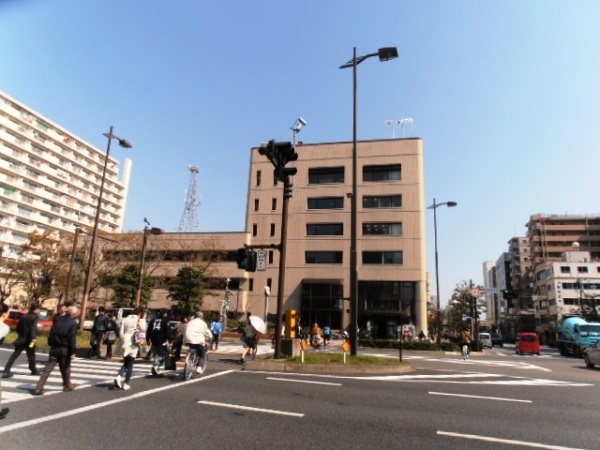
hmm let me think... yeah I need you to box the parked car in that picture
[491,333,504,347]
[516,332,540,356]
[4,310,53,329]
[479,332,492,348]
[583,343,600,369]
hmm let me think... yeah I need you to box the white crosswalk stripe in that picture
[0,358,151,404]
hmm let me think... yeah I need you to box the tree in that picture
[447,280,483,335]
[167,266,205,317]
[109,264,154,308]
[12,230,72,308]
[0,258,27,306]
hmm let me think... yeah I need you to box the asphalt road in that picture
[0,343,598,449]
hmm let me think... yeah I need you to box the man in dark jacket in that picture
[2,303,41,379]
[34,306,79,395]
[148,309,171,376]
[90,306,108,359]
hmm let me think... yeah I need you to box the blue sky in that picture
[1,1,599,307]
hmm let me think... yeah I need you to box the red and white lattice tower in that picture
[178,165,200,232]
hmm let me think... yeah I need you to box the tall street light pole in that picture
[340,47,398,356]
[80,127,132,329]
[136,223,165,309]
[428,198,457,344]
[64,227,82,307]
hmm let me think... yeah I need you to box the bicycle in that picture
[183,343,208,381]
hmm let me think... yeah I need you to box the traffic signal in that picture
[236,248,249,270]
[236,247,257,272]
[259,140,297,182]
[246,250,257,272]
[283,180,294,198]
[502,288,516,299]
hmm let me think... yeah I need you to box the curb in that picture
[242,360,415,375]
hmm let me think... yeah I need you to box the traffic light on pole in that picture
[246,250,257,272]
[236,248,249,270]
[259,140,298,182]
[236,247,257,272]
[502,288,514,299]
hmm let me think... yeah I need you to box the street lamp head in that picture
[378,47,399,62]
[447,201,458,208]
[118,138,133,149]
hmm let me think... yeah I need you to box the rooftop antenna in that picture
[385,118,414,138]
[178,165,200,232]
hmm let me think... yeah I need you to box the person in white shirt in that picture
[183,311,212,374]
[114,307,147,390]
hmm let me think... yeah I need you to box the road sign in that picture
[471,287,482,298]
[256,250,267,271]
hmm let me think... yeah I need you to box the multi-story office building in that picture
[0,91,132,260]
[246,138,427,337]
[533,251,600,343]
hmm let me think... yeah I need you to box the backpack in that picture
[132,319,146,346]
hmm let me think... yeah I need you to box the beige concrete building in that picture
[245,138,427,337]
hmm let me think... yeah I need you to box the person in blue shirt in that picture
[210,316,224,350]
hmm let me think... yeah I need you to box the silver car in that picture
[584,343,600,369]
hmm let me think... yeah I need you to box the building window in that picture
[578,266,589,273]
[308,167,344,184]
[362,251,403,265]
[270,223,276,237]
[267,278,272,290]
[306,223,343,236]
[254,199,259,211]
[249,279,254,292]
[363,222,402,235]
[271,198,277,211]
[256,170,261,186]
[36,120,49,133]
[363,195,402,208]
[560,266,570,274]
[305,251,343,264]
[252,224,258,237]
[363,164,401,182]
[307,197,344,210]
[268,250,274,264]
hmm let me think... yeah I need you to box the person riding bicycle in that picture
[183,311,212,374]
[310,323,324,349]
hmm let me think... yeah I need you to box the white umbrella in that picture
[249,315,267,334]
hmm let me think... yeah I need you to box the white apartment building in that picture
[533,251,600,343]
[0,91,132,261]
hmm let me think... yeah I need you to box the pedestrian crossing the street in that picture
[0,358,149,404]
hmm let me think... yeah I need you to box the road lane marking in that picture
[429,391,532,403]
[0,370,234,435]
[437,431,586,450]
[198,400,304,417]
[266,377,342,386]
